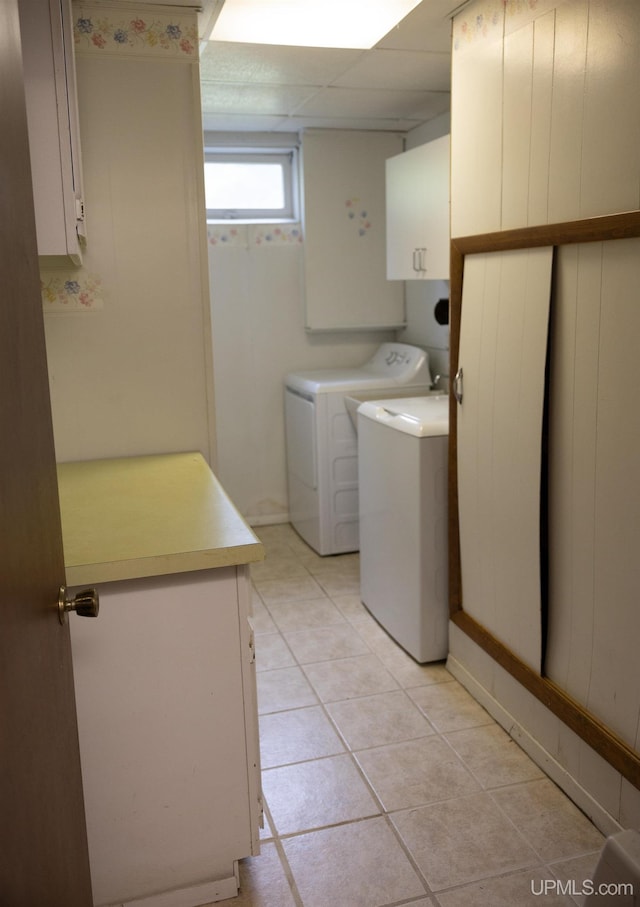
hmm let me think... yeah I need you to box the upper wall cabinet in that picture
[20,0,85,264]
[386,135,450,281]
[302,130,404,332]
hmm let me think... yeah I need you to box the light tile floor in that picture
[224,523,605,907]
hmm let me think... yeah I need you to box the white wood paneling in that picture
[546,239,640,751]
[451,0,640,826]
[547,0,589,224]
[502,23,533,229]
[457,247,553,671]
[581,1,640,218]
[527,10,555,226]
[453,0,640,236]
[546,244,601,701]
[591,239,640,746]
[450,10,504,237]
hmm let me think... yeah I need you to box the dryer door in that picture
[285,388,317,489]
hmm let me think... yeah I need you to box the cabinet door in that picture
[386,135,450,280]
[456,246,553,671]
[70,568,261,905]
[19,0,84,263]
[302,130,404,331]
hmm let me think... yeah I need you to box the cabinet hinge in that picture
[75,197,85,222]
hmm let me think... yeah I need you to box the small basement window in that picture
[204,149,298,223]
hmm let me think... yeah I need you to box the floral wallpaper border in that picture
[41,270,103,311]
[453,8,502,49]
[207,224,304,249]
[453,0,544,50]
[72,4,198,58]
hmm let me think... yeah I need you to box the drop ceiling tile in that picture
[202,113,292,132]
[200,41,364,86]
[377,0,454,53]
[409,90,451,121]
[200,81,318,115]
[289,115,421,132]
[197,1,454,133]
[294,86,448,121]
[332,48,451,92]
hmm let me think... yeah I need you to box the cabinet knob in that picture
[58,585,100,624]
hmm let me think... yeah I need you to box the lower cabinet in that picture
[69,564,261,907]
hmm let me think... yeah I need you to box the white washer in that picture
[284,343,432,556]
[357,395,449,663]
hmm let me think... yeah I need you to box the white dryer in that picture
[284,343,432,556]
[358,395,449,663]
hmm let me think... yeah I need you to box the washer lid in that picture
[285,343,431,395]
[357,395,449,437]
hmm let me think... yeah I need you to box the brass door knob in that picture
[58,586,99,624]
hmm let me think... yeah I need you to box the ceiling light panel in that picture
[210,0,423,50]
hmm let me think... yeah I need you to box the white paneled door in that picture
[546,238,640,749]
[456,246,553,672]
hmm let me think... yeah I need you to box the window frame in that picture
[204,148,298,223]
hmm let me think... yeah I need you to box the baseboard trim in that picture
[446,654,623,839]
[246,513,289,527]
[119,871,239,907]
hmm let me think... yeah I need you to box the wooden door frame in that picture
[448,209,640,789]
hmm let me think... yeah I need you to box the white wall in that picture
[207,220,394,523]
[208,120,456,523]
[43,3,214,465]
[398,280,450,391]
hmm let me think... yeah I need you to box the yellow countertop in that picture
[57,452,264,586]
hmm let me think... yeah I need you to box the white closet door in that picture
[546,238,640,749]
[457,246,553,671]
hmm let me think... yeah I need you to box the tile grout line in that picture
[254,543,439,903]
[251,529,604,905]
[256,547,447,903]
[259,799,306,907]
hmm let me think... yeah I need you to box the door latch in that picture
[453,367,464,404]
